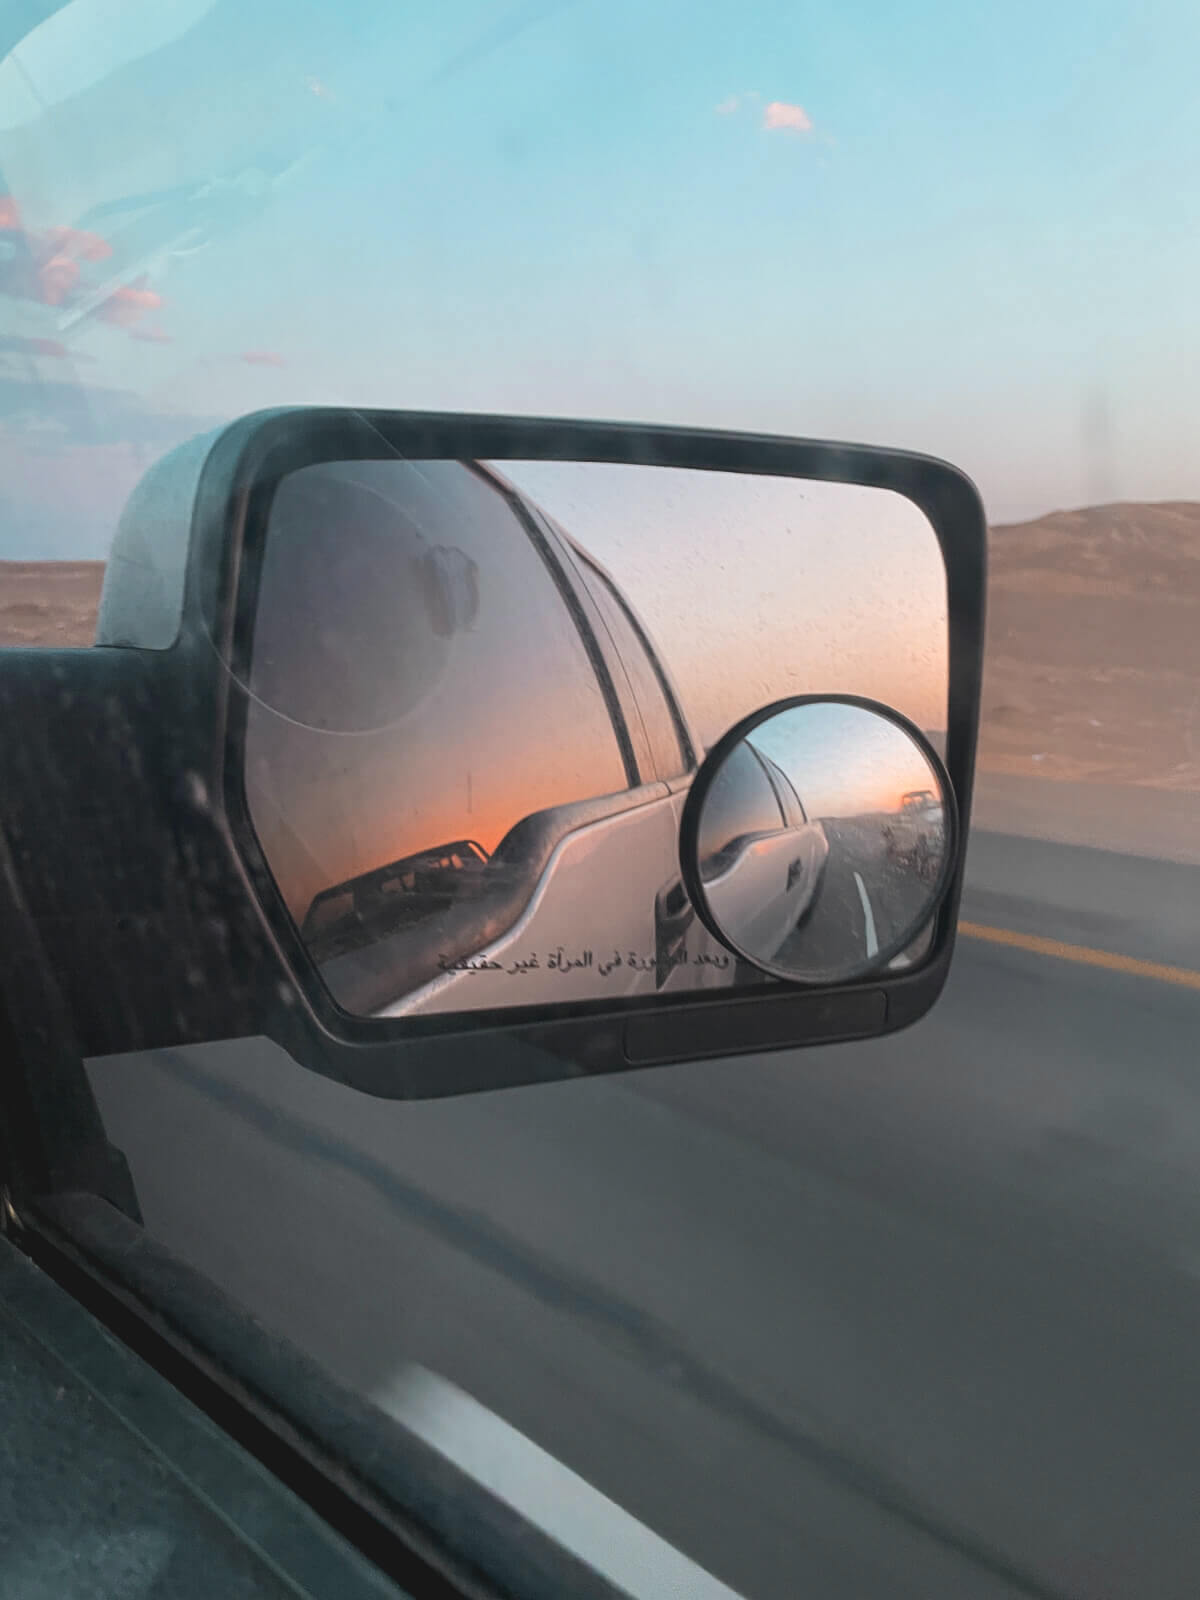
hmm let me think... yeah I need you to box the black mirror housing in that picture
[0,409,986,1098]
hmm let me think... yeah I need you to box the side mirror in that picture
[3,409,986,1098]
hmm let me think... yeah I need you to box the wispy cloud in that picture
[95,281,165,328]
[241,349,288,368]
[763,100,812,133]
[716,92,815,136]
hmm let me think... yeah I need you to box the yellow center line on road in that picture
[960,921,1200,991]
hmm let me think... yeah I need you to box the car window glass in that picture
[759,749,808,827]
[696,740,785,878]
[568,545,690,780]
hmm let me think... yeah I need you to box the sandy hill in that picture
[982,502,1200,788]
[0,561,105,648]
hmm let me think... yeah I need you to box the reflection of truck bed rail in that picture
[306,783,672,1014]
[302,839,490,962]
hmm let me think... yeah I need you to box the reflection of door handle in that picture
[656,879,693,939]
[786,857,804,890]
[655,879,695,989]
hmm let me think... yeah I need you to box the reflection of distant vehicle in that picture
[901,789,940,822]
[696,740,829,962]
[883,789,944,881]
[262,460,735,1016]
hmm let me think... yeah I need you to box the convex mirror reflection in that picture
[683,699,953,985]
[241,457,950,1015]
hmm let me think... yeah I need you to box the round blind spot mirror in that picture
[681,696,956,985]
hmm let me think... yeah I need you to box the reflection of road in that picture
[776,817,934,972]
[86,831,1200,1600]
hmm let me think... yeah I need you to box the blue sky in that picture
[2,0,1199,558]
[750,699,941,817]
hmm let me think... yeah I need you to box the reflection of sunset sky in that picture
[502,462,948,745]
[749,702,940,818]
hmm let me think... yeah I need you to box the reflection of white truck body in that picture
[703,820,828,962]
[378,785,733,1017]
[696,739,829,963]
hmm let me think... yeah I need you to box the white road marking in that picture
[372,1365,744,1599]
[853,870,878,958]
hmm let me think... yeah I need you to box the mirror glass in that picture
[241,456,948,1016]
[687,702,951,984]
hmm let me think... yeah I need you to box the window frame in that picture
[467,462,643,791]
[551,530,694,783]
[756,748,810,828]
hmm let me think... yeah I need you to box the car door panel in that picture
[704,826,823,960]
[382,784,688,1014]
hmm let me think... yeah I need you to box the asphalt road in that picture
[777,815,940,975]
[85,830,1200,1600]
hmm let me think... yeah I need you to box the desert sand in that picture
[0,560,104,648]
[982,501,1200,791]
